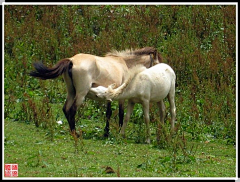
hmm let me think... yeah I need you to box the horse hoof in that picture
[76,133,80,138]
[103,133,109,138]
[71,130,81,138]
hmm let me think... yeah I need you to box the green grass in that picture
[4,119,236,178]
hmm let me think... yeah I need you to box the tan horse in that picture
[29,47,161,137]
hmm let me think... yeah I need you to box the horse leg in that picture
[63,93,86,137]
[156,100,166,142]
[63,97,78,136]
[158,100,166,124]
[104,100,124,137]
[120,100,135,138]
[168,84,176,130]
[104,101,112,137]
[143,100,151,144]
[62,71,79,136]
[118,100,124,128]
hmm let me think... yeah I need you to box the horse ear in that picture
[150,52,156,60]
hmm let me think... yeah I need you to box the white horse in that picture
[90,63,176,143]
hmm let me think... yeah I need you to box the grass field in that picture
[4,119,236,178]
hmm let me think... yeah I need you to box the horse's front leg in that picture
[104,101,112,137]
[143,100,151,144]
[120,100,135,137]
[104,100,124,137]
[118,100,125,128]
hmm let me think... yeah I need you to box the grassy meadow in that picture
[4,119,236,177]
[4,5,236,178]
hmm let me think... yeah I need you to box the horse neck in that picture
[110,84,132,100]
[124,55,150,68]
[107,65,145,100]
[106,75,132,100]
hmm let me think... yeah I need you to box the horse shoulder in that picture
[90,56,126,87]
[131,72,150,95]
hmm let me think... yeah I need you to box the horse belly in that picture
[149,79,171,102]
[149,91,168,102]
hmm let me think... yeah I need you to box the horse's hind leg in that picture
[63,92,86,137]
[168,84,176,130]
[63,96,77,135]
[157,100,166,124]
[156,100,166,142]
[63,71,78,135]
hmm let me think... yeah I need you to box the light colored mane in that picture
[105,47,162,63]
[105,48,135,57]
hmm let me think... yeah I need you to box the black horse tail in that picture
[29,58,72,80]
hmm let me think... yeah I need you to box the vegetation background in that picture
[4,5,236,177]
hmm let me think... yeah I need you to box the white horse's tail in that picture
[107,65,146,100]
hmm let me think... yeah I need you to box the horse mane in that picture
[106,65,146,99]
[132,47,158,56]
[106,47,162,62]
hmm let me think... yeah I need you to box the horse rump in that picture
[29,58,71,80]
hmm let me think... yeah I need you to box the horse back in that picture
[69,53,128,88]
[133,63,175,102]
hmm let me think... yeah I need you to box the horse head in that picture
[89,86,109,100]
[89,83,120,102]
[133,47,162,67]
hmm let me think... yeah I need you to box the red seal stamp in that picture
[5,164,18,177]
